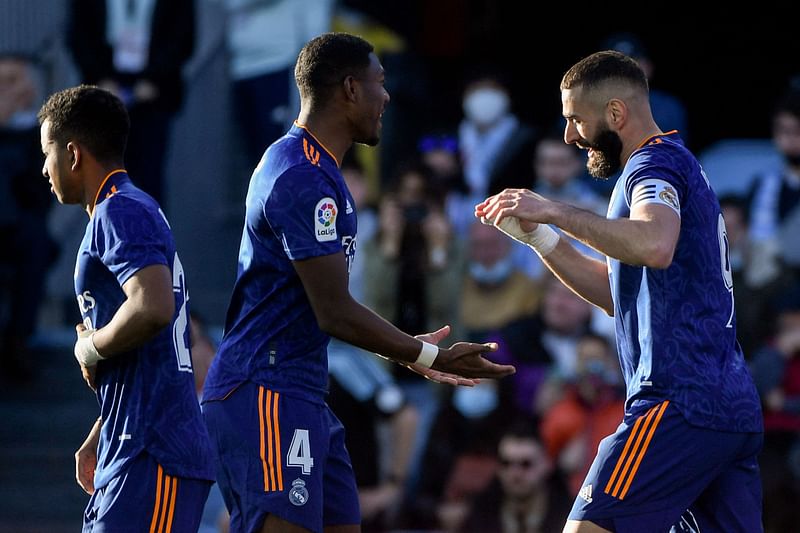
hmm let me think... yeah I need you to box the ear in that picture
[342,75,358,104]
[606,98,627,128]
[66,141,81,171]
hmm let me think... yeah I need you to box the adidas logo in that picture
[346,199,353,214]
[579,484,593,503]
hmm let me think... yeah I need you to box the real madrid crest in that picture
[289,478,309,506]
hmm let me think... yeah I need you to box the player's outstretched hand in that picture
[410,325,481,386]
[434,341,516,379]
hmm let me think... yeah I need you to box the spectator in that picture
[457,421,572,533]
[220,0,333,167]
[750,284,800,533]
[67,0,196,204]
[532,134,605,213]
[458,72,537,200]
[747,87,800,279]
[538,333,625,495]
[0,54,56,382]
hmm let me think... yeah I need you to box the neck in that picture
[84,162,125,217]
[296,106,352,165]
[620,121,662,165]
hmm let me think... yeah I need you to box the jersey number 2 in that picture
[717,214,735,328]
[172,253,193,372]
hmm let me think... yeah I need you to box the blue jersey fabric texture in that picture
[203,123,357,403]
[606,132,762,433]
[75,171,214,489]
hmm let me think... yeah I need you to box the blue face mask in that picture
[468,256,515,285]
[452,381,498,419]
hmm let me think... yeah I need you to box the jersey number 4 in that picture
[717,214,735,329]
[287,429,315,474]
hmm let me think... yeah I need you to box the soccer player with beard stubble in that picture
[477,51,763,533]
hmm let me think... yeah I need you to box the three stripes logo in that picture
[578,484,593,503]
[258,387,284,493]
[303,138,321,166]
[604,400,669,501]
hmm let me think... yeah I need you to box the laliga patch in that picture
[314,197,338,242]
[630,178,681,215]
[289,478,309,506]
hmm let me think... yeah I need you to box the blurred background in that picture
[1,1,799,531]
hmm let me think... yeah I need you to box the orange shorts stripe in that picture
[164,476,178,533]
[156,475,171,532]
[619,401,670,500]
[604,401,670,499]
[149,465,164,533]
[272,392,283,491]
[265,390,276,491]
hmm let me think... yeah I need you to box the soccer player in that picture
[38,86,214,532]
[477,51,763,533]
[201,32,515,533]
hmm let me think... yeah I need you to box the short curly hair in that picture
[294,32,374,107]
[38,84,129,163]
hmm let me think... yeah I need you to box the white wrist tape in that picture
[415,341,439,368]
[495,216,560,257]
[74,331,104,367]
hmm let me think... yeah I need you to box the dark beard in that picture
[579,128,623,180]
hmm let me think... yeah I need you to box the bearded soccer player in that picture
[477,51,763,533]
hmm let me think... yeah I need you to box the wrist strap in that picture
[74,331,104,367]
[522,224,560,257]
[415,340,439,368]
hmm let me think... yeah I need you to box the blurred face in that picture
[497,437,551,500]
[562,87,623,179]
[721,204,746,248]
[469,222,512,267]
[773,111,800,167]
[352,53,390,147]
[40,119,82,204]
[542,280,592,334]
[535,139,583,188]
[0,57,36,122]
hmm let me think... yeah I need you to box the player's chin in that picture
[357,134,381,147]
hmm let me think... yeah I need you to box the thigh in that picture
[321,405,360,528]
[204,383,348,533]
[684,432,763,533]
[82,452,211,533]
[568,401,755,533]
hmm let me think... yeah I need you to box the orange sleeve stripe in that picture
[619,401,669,500]
[149,465,164,533]
[164,477,178,533]
[273,392,283,491]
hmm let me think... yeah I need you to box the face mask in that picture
[463,88,509,127]
[452,380,498,419]
[468,255,515,285]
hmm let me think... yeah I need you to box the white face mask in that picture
[468,255,515,285]
[463,88,510,127]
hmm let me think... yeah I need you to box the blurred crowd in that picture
[1,1,800,532]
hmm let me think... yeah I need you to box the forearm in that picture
[91,299,170,357]
[81,416,102,451]
[549,202,673,268]
[540,238,614,314]
[318,296,425,365]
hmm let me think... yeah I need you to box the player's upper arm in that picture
[292,251,352,332]
[121,264,175,327]
[629,193,681,269]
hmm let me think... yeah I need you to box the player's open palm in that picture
[435,342,515,379]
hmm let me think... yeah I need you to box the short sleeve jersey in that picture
[203,124,357,403]
[606,133,762,432]
[75,171,214,489]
